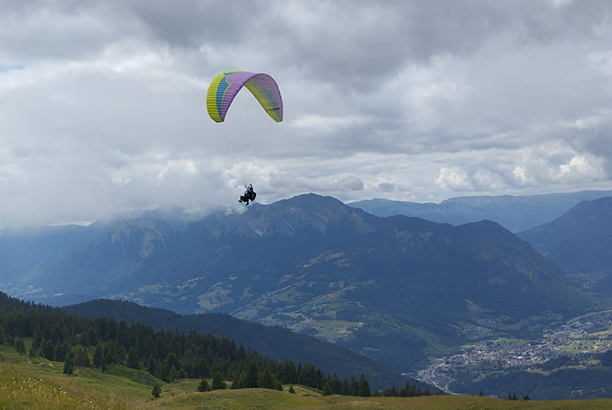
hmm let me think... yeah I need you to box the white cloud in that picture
[1,0,612,226]
[436,167,474,191]
[290,114,372,134]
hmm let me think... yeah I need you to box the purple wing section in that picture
[220,72,283,122]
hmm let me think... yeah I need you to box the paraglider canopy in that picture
[206,71,283,123]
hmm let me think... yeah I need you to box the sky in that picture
[1,0,612,227]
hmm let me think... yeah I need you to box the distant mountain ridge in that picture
[7,193,595,373]
[519,196,612,294]
[350,190,612,232]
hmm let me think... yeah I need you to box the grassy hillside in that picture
[1,345,612,410]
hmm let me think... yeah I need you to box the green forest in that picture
[0,291,388,396]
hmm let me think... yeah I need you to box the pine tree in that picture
[212,371,226,390]
[230,373,240,389]
[323,383,333,396]
[342,379,350,396]
[331,374,342,395]
[40,338,54,361]
[127,346,140,369]
[350,376,359,396]
[152,384,161,398]
[243,361,259,388]
[169,365,179,383]
[93,344,104,368]
[197,379,209,392]
[74,347,90,367]
[14,338,26,355]
[289,385,296,394]
[384,386,398,397]
[32,327,42,351]
[54,341,71,362]
[357,374,371,397]
[146,355,157,375]
[258,367,276,389]
[63,351,74,375]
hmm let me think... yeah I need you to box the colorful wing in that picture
[206,71,283,123]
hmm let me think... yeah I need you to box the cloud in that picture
[1,0,612,226]
[436,167,474,191]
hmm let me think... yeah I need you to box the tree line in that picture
[0,292,374,394]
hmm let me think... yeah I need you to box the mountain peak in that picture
[272,193,347,209]
[236,193,371,237]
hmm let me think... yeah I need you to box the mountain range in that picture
[4,193,596,373]
[350,190,612,232]
[519,196,612,294]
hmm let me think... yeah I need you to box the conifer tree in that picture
[212,371,226,390]
[243,361,259,388]
[230,373,240,389]
[152,384,161,398]
[331,374,342,395]
[323,383,333,396]
[289,385,296,394]
[40,338,54,360]
[63,351,74,375]
[14,338,25,355]
[127,346,140,369]
[54,340,71,362]
[74,346,90,367]
[350,376,359,396]
[146,355,156,375]
[342,379,350,396]
[358,374,371,397]
[93,344,104,368]
[258,367,276,389]
[32,327,42,351]
[169,365,179,383]
[197,378,209,392]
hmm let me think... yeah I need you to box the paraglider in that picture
[206,71,283,205]
[206,71,283,123]
[238,184,256,205]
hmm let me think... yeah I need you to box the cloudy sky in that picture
[1,0,612,226]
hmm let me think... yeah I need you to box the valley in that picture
[417,309,612,396]
[2,192,612,399]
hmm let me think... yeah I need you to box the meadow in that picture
[2,345,612,410]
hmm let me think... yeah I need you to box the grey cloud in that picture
[125,0,264,48]
[378,182,395,192]
[1,0,612,226]
[267,1,612,91]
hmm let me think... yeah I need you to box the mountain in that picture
[0,224,102,284]
[62,298,427,390]
[350,190,612,232]
[0,205,203,301]
[519,196,612,294]
[11,194,595,373]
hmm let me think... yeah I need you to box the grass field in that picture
[2,345,612,410]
